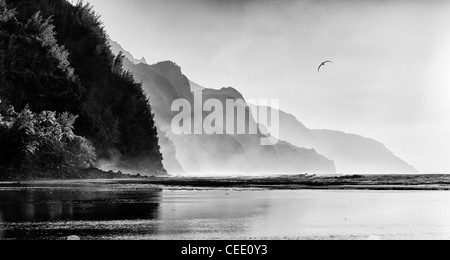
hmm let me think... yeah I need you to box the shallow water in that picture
[0,181,450,240]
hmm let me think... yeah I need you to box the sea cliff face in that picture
[256,106,417,174]
[114,45,336,174]
[112,40,416,175]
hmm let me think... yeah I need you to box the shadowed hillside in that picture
[1,0,165,176]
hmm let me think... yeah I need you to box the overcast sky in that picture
[87,0,450,173]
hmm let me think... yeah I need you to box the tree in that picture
[2,0,165,174]
[0,4,81,114]
[0,105,96,177]
[0,0,15,23]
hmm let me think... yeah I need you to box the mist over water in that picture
[107,42,419,177]
[90,0,450,174]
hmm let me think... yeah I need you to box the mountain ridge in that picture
[109,40,148,65]
[111,39,416,175]
[114,43,336,174]
[255,106,417,174]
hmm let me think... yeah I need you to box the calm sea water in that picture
[0,180,449,240]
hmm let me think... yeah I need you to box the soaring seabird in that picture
[318,61,333,73]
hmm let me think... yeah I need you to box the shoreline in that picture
[0,167,163,182]
[1,174,450,191]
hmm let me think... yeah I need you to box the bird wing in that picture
[318,61,333,73]
[318,64,323,73]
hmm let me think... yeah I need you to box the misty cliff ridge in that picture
[109,40,147,65]
[112,42,335,174]
[256,107,417,174]
[0,0,165,177]
[112,40,416,174]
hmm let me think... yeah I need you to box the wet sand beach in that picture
[1,176,450,240]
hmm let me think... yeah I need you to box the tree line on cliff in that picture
[0,0,164,177]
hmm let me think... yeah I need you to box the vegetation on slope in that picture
[0,0,165,177]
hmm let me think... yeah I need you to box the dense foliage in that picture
[0,105,96,177]
[0,1,81,113]
[0,0,165,176]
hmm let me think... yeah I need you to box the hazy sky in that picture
[87,0,450,173]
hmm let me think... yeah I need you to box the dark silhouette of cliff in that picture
[1,0,165,175]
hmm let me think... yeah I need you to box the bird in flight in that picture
[318,61,333,73]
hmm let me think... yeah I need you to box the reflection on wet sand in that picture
[0,189,162,222]
[1,181,450,240]
[0,212,4,239]
[0,185,163,239]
